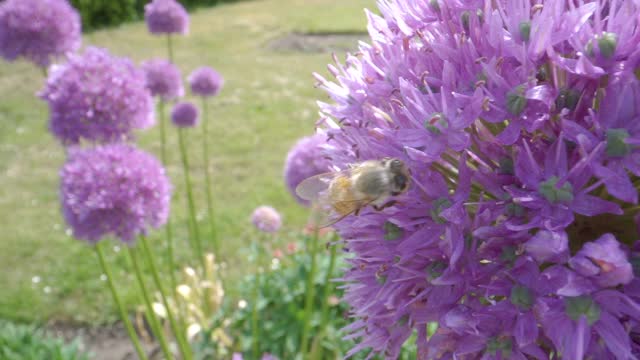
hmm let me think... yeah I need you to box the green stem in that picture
[95,243,148,360]
[167,34,174,64]
[314,242,339,360]
[158,101,178,297]
[128,247,174,360]
[140,236,193,360]
[201,96,220,257]
[251,272,261,360]
[178,127,205,269]
[300,228,320,357]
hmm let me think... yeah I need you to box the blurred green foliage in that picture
[195,237,418,359]
[0,321,89,360]
[69,0,244,31]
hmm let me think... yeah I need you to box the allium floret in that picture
[0,0,81,67]
[60,144,171,244]
[144,0,189,35]
[40,47,154,145]
[142,59,184,101]
[283,133,332,206]
[188,66,224,97]
[313,0,640,358]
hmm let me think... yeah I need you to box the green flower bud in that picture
[539,176,574,204]
[565,295,601,325]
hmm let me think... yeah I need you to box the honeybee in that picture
[296,158,411,228]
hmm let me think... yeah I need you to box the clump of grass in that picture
[0,320,89,360]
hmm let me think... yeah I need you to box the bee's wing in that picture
[309,197,377,229]
[295,169,351,202]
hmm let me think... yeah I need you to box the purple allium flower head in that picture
[312,0,640,357]
[188,66,224,97]
[0,0,81,67]
[144,0,189,35]
[251,206,281,233]
[171,101,199,128]
[40,47,154,145]
[60,144,171,244]
[283,133,332,206]
[232,353,243,360]
[142,59,184,101]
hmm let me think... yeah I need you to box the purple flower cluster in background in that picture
[314,0,640,358]
[283,133,332,206]
[0,0,81,67]
[142,59,184,101]
[251,206,282,233]
[145,0,189,35]
[41,47,155,145]
[60,144,171,244]
[171,101,199,128]
[189,66,224,97]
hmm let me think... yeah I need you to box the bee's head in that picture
[384,158,411,195]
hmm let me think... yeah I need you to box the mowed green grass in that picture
[0,0,373,324]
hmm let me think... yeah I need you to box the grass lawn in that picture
[0,0,373,324]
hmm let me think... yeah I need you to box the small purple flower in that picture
[60,144,171,244]
[171,101,199,128]
[142,59,184,101]
[232,353,243,360]
[188,67,224,97]
[251,206,282,233]
[570,234,634,288]
[525,230,569,263]
[283,134,332,206]
[0,0,81,67]
[144,0,189,35]
[40,47,154,145]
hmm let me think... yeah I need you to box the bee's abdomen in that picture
[329,176,359,216]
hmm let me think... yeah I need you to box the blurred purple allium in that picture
[313,0,640,358]
[188,66,224,97]
[283,133,332,206]
[60,144,171,244]
[171,101,199,128]
[0,0,81,67]
[40,47,154,145]
[231,353,243,360]
[144,0,189,35]
[142,59,184,101]
[251,206,281,233]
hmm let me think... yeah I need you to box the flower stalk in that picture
[128,246,174,360]
[158,101,178,295]
[140,236,193,360]
[200,96,220,257]
[95,243,148,360]
[177,127,205,269]
[312,239,338,360]
[299,227,320,357]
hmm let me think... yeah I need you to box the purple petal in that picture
[515,311,539,347]
[594,312,632,359]
[572,195,623,216]
[525,230,569,263]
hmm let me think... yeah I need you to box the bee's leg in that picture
[373,200,397,211]
[354,208,361,216]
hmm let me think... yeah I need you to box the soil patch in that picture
[267,31,368,53]
[48,321,157,360]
